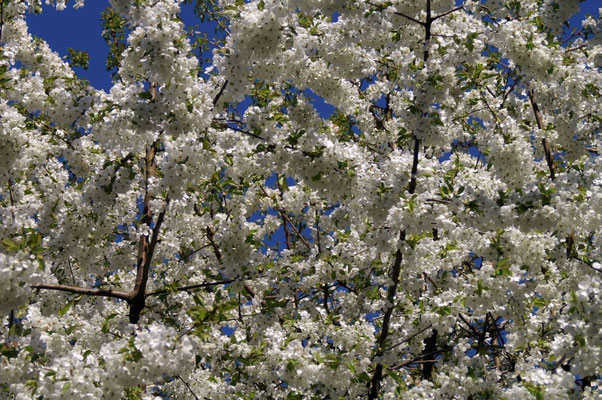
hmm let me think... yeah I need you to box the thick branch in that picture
[129,82,163,324]
[129,143,157,323]
[277,178,292,250]
[369,2,436,396]
[368,243,404,399]
[32,283,130,301]
[0,0,5,43]
[421,330,438,379]
[408,137,421,194]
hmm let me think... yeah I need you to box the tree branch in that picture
[385,324,433,352]
[432,5,464,21]
[527,89,555,180]
[32,283,130,301]
[368,241,404,399]
[129,82,167,324]
[393,10,425,26]
[408,137,420,194]
[146,279,235,297]
[259,185,311,250]
[205,226,222,263]
[217,122,265,140]
[366,1,425,26]
[177,374,200,400]
[212,79,228,107]
[391,346,453,370]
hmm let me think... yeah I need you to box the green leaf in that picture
[101,313,118,334]
[58,301,74,317]
[465,32,478,51]
[1,238,20,252]
[286,358,298,372]
[65,48,90,70]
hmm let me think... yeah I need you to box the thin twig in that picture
[432,5,464,21]
[217,122,264,140]
[180,244,212,262]
[391,346,453,370]
[385,324,433,352]
[205,226,222,262]
[527,89,555,180]
[7,178,15,223]
[366,1,425,25]
[393,10,425,26]
[212,79,228,107]
[177,374,200,400]
[258,186,311,249]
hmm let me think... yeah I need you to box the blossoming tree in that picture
[1,0,601,398]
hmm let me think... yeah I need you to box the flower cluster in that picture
[1,0,600,398]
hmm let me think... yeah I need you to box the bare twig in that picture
[385,324,433,352]
[258,186,311,250]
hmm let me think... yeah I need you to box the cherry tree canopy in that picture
[1,0,601,398]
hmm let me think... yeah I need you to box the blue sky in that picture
[25,1,601,92]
